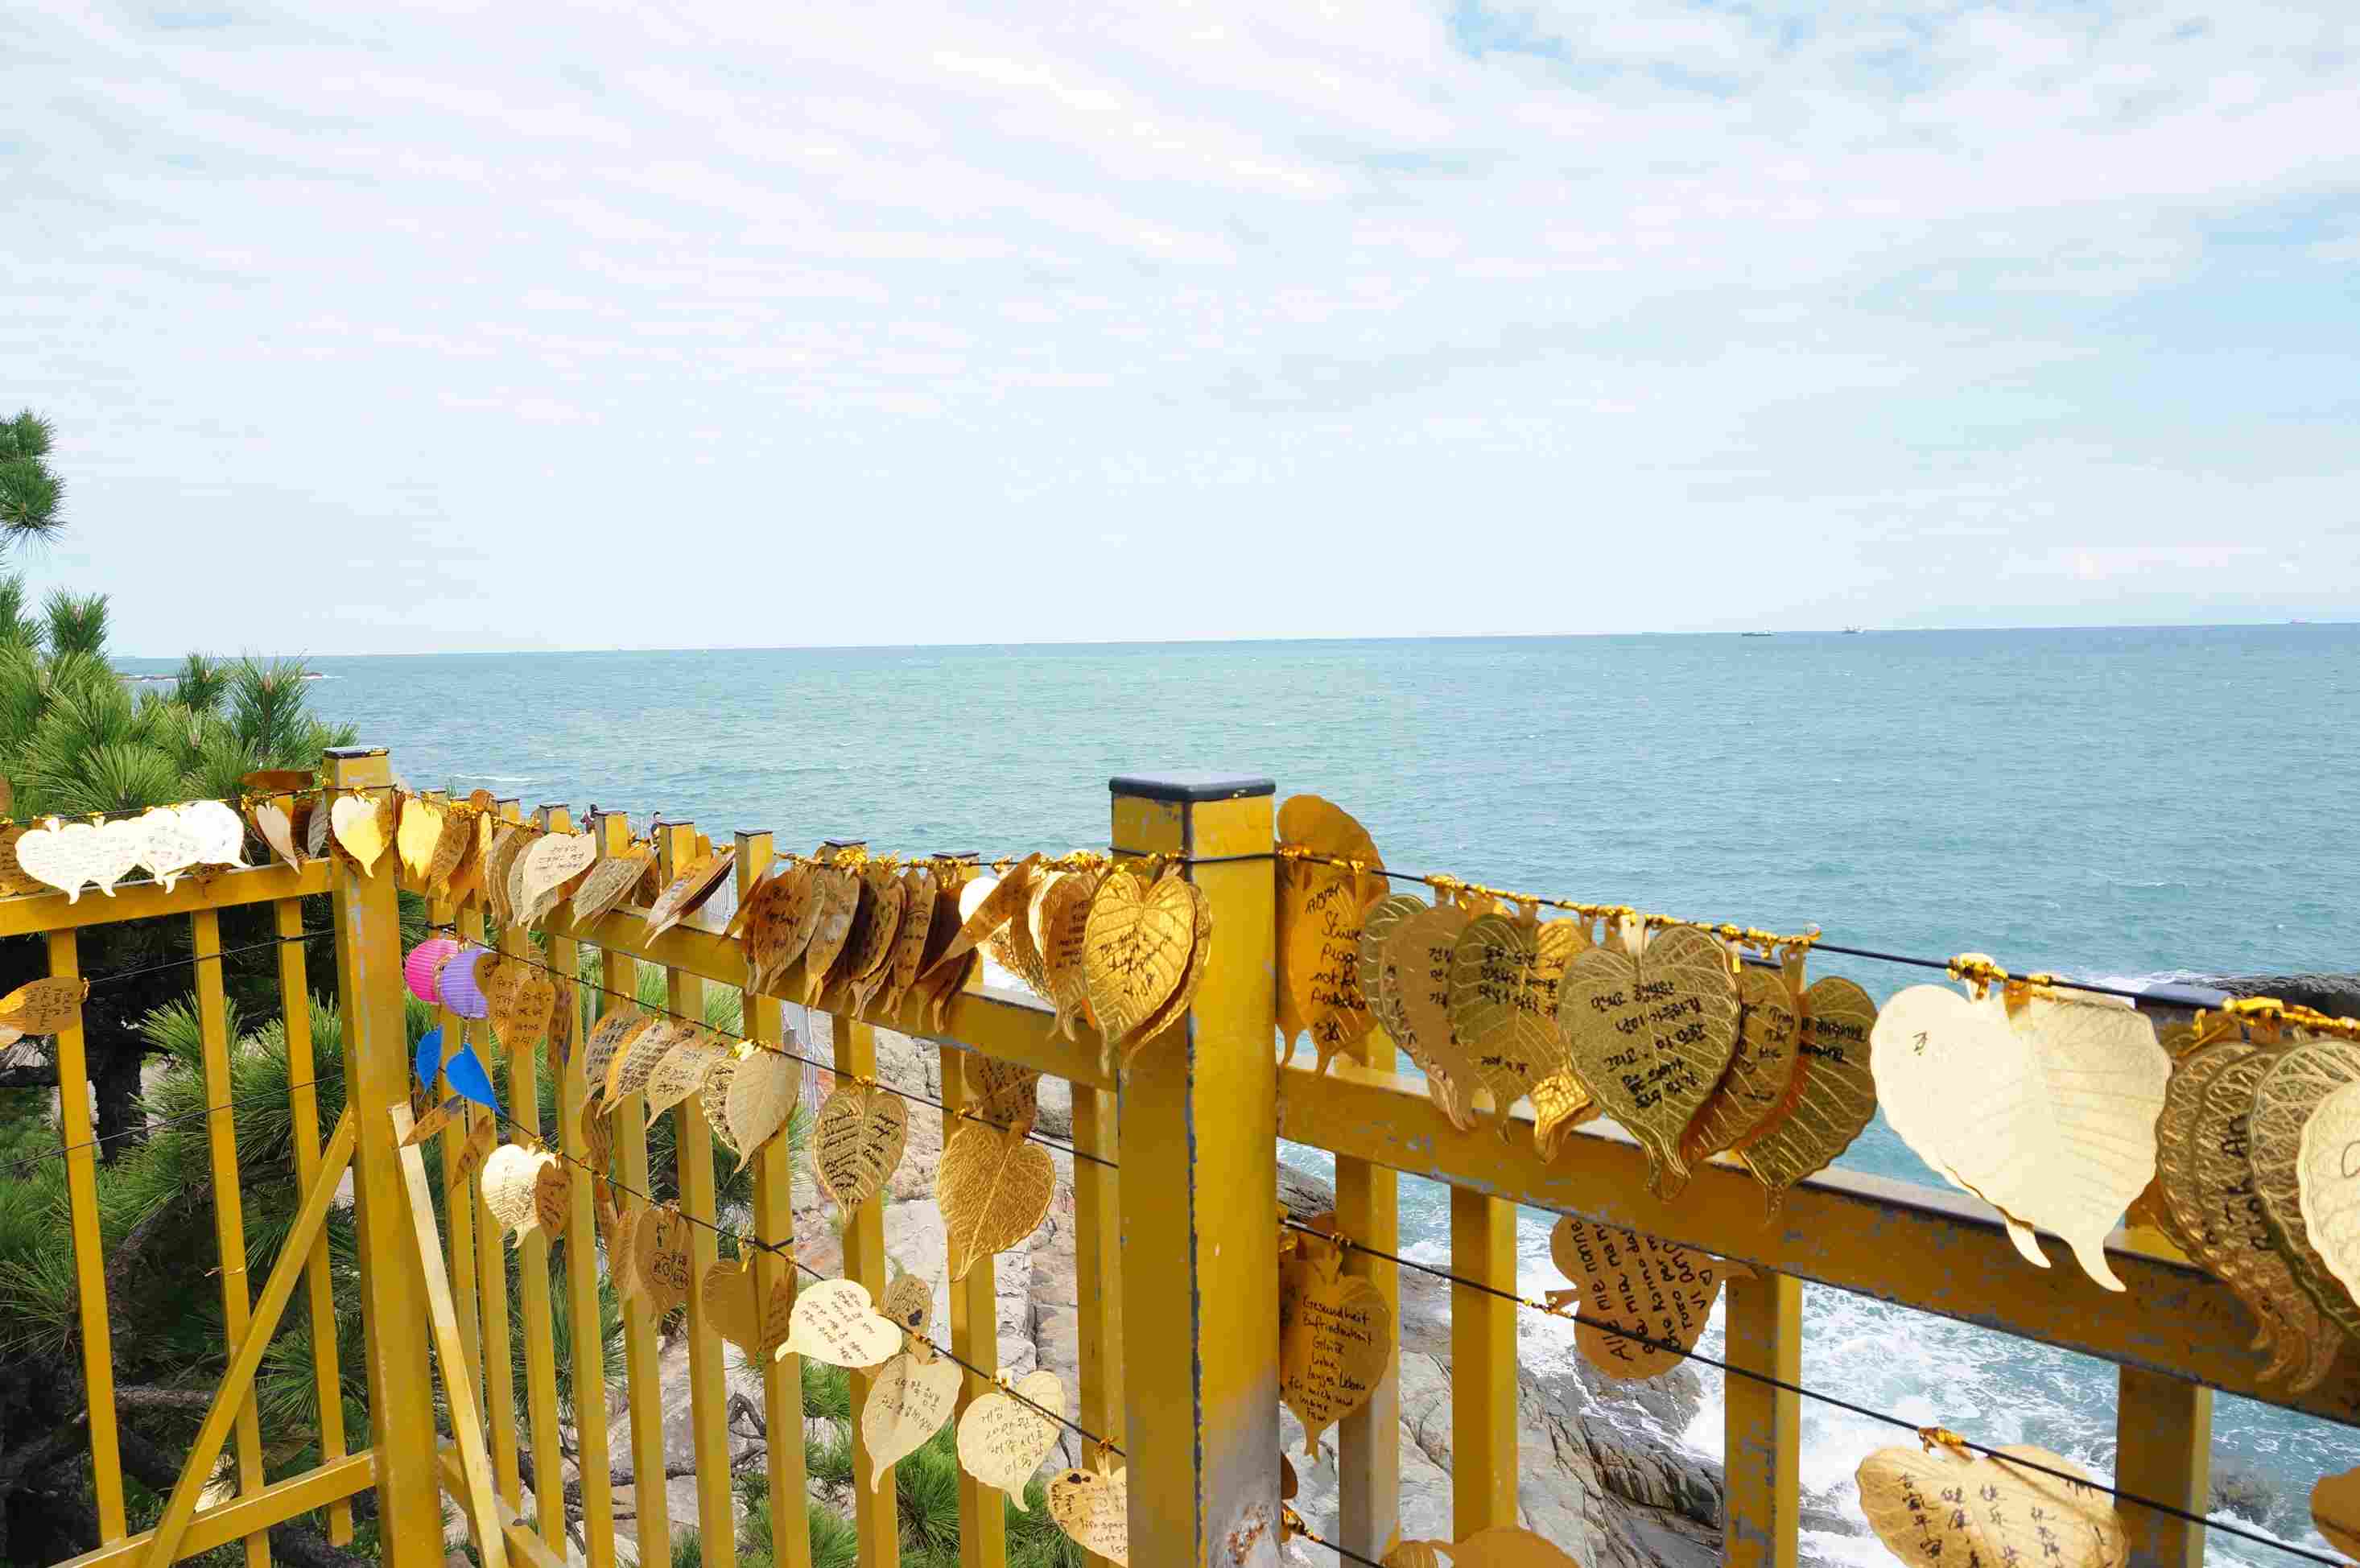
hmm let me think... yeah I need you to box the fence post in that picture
[1723,1269,1801,1568]
[2115,1367,2209,1567]
[324,745,443,1568]
[1111,773,1281,1568]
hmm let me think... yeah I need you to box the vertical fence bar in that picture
[325,747,444,1568]
[192,906,272,1568]
[1447,1187,1517,1537]
[943,1046,1009,1568]
[832,1008,900,1568]
[546,805,618,1568]
[497,801,567,1549]
[1111,774,1281,1568]
[738,830,812,1568]
[460,883,521,1511]
[273,889,353,1545]
[1723,1269,1801,1568]
[2115,1368,2209,1568]
[48,926,126,1543]
[1071,1077,1123,1568]
[657,819,739,1567]
[1335,1025,1400,1559]
[599,808,670,1564]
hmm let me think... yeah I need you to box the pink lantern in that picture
[403,938,460,1004]
[439,946,492,1020]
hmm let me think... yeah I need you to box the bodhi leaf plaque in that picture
[1558,925,1740,1199]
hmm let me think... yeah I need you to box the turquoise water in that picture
[130,624,2358,1555]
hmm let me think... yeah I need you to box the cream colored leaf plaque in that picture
[1558,925,1741,1199]
[2297,1077,2360,1310]
[814,1085,908,1213]
[1449,912,1586,1123]
[1048,1461,1128,1565]
[484,822,530,926]
[1871,986,2169,1289]
[939,1122,1056,1281]
[725,1048,798,1172]
[881,1271,934,1339]
[1384,900,1480,1131]
[251,801,303,867]
[1277,1228,1395,1450]
[329,794,390,874]
[481,1143,544,1242]
[1856,1442,2126,1568]
[642,1033,726,1125]
[778,1277,902,1369]
[1081,869,1191,1046]
[516,833,596,926]
[703,1256,796,1356]
[1738,974,1879,1210]
[177,799,248,868]
[571,847,654,929]
[958,1368,1066,1504]
[1682,964,1799,1166]
[1549,1217,1726,1380]
[0,976,88,1036]
[130,807,203,891]
[607,1017,694,1104]
[863,1350,964,1487]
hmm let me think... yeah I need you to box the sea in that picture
[126,623,2359,1561]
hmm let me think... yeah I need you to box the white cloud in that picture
[0,0,2355,651]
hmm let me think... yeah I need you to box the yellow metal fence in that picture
[14,749,2353,1568]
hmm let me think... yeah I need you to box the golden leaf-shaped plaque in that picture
[1558,926,1741,1199]
[482,957,555,1059]
[958,1368,1066,1503]
[1682,966,1801,1166]
[1550,1216,1727,1380]
[1359,892,1425,1050]
[880,867,937,1018]
[0,976,88,1036]
[2313,1466,2360,1561]
[724,1048,798,1173]
[1449,913,1586,1123]
[332,794,393,875]
[1384,900,1479,1130]
[814,1085,908,1212]
[402,1094,465,1146]
[800,865,860,1005]
[516,832,596,928]
[738,864,807,993]
[1034,869,1101,1039]
[608,1204,644,1301]
[634,1206,695,1314]
[990,869,1054,1001]
[607,1017,694,1104]
[922,947,978,1034]
[1278,1223,1395,1451]
[250,800,302,867]
[778,1277,902,1368]
[1048,1461,1128,1566]
[1738,975,1878,1211]
[642,1033,726,1126]
[1275,794,1384,1063]
[484,821,530,926]
[452,1111,497,1192]
[1856,1442,2125,1568]
[881,1272,934,1337]
[1081,869,1191,1046]
[965,1054,1042,1140]
[1871,987,2168,1289]
[1530,1070,1597,1162]
[571,846,654,930]
[0,823,43,897]
[424,806,476,902]
[925,854,1041,978]
[578,1006,653,1116]
[2299,1078,2360,1310]
[862,1350,963,1487]
[395,794,443,883]
[846,864,907,1013]
[1124,876,1211,1060]
[939,1123,1056,1281]
[646,849,736,942]
[1422,1527,1581,1568]
[532,1157,570,1239]
[2158,1042,2329,1387]
[702,1256,795,1356]
[2252,1038,2360,1335]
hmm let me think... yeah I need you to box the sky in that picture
[5,2,2358,655]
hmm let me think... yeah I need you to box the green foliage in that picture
[43,588,108,657]
[171,651,229,714]
[0,409,64,548]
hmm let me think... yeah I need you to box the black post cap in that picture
[1108,774,1276,803]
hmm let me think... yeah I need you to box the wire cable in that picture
[4,1079,335,1181]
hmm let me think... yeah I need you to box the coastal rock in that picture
[2197,973,2360,1020]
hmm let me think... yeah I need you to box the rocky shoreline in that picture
[555,1022,1872,1568]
